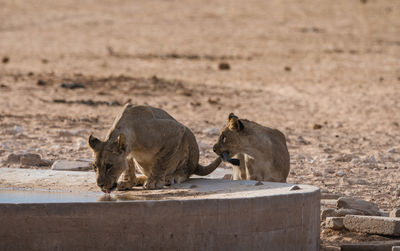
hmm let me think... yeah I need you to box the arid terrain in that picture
[1,0,399,249]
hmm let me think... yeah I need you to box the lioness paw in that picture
[143,178,164,190]
[117,181,134,191]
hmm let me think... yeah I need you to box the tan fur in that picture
[88,104,221,191]
[213,113,290,182]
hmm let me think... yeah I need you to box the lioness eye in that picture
[222,135,226,143]
[106,164,112,170]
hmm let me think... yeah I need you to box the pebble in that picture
[312,170,322,177]
[3,125,24,135]
[336,170,345,177]
[388,147,400,154]
[218,62,230,70]
[254,181,264,186]
[289,185,301,191]
[324,168,335,174]
[335,153,356,162]
[202,127,219,136]
[361,155,378,169]
[297,136,310,145]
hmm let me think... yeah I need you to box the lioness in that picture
[88,104,222,192]
[213,113,290,182]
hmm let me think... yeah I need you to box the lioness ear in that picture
[228,114,244,131]
[88,135,103,151]
[117,133,127,153]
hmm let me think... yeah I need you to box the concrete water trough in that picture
[0,168,320,251]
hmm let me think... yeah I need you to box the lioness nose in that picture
[213,145,217,153]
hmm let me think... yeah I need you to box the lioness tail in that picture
[194,157,222,176]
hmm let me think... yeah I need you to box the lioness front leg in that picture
[117,158,138,191]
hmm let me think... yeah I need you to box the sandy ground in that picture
[1,0,400,249]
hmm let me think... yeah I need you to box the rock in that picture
[341,240,400,251]
[313,124,322,130]
[297,136,310,145]
[59,129,88,137]
[202,127,219,136]
[20,153,52,167]
[396,190,400,197]
[335,208,364,217]
[321,208,336,220]
[390,209,400,218]
[255,181,264,186]
[51,160,92,171]
[218,62,230,70]
[393,246,400,251]
[4,125,24,135]
[326,217,344,230]
[361,155,378,168]
[324,168,335,174]
[312,170,322,177]
[343,215,400,236]
[60,82,85,89]
[289,185,301,191]
[388,148,400,154]
[6,153,51,167]
[335,153,356,162]
[36,79,47,86]
[2,56,9,63]
[323,148,338,154]
[337,197,381,216]
[284,66,291,72]
[336,170,345,177]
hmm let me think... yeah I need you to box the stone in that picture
[390,209,400,218]
[51,160,92,171]
[218,62,230,70]
[255,181,264,186]
[361,155,378,169]
[20,153,52,167]
[312,170,322,177]
[324,168,335,174]
[335,153,356,162]
[335,208,364,217]
[336,170,345,177]
[343,215,400,236]
[6,153,51,167]
[341,240,400,251]
[297,136,310,145]
[388,148,400,154]
[326,217,344,230]
[202,127,219,136]
[289,185,300,191]
[393,246,400,251]
[321,208,336,220]
[337,197,381,216]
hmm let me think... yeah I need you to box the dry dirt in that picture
[1,0,400,249]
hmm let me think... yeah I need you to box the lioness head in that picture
[88,134,128,193]
[213,113,244,166]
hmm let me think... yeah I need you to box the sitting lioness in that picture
[88,104,221,192]
[213,113,290,182]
